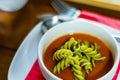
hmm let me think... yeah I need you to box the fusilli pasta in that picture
[53,57,71,73]
[53,49,73,61]
[52,37,106,80]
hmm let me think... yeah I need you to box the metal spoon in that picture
[41,15,62,34]
[38,14,73,34]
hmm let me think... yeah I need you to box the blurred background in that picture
[0,0,120,80]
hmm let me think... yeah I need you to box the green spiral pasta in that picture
[91,42,100,50]
[72,64,85,80]
[79,41,92,61]
[60,37,78,50]
[80,41,91,52]
[80,42,106,67]
[91,52,106,67]
[53,57,72,73]
[69,56,85,80]
[79,56,92,74]
[70,55,80,65]
[73,42,82,58]
[53,49,73,61]
[90,43,106,61]
[52,37,106,80]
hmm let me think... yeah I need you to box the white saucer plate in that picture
[8,18,120,80]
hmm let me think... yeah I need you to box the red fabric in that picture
[25,59,45,80]
[79,10,120,30]
[25,10,120,80]
[112,61,120,80]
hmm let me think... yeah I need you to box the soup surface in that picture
[43,33,113,80]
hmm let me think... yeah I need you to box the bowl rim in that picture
[38,18,119,80]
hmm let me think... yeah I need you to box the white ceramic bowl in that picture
[38,18,119,80]
[0,0,28,11]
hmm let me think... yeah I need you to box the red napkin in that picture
[25,10,120,80]
[79,10,120,30]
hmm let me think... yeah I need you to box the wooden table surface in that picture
[0,0,120,80]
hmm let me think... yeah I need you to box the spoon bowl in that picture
[38,14,74,34]
[41,15,62,34]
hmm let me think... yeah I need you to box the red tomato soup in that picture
[43,33,113,80]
